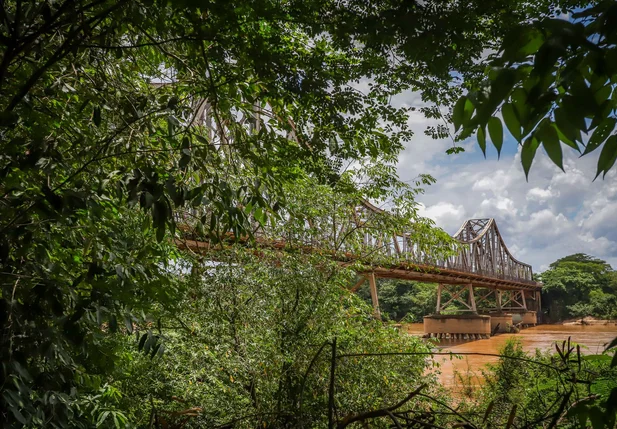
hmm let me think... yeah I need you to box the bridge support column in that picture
[468,284,477,313]
[475,287,506,314]
[502,290,527,311]
[368,273,381,320]
[435,283,477,314]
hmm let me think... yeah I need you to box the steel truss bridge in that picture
[178,200,542,322]
[171,94,541,325]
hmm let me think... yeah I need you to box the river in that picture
[405,322,617,390]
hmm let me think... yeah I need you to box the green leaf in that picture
[488,117,503,158]
[153,201,168,242]
[551,123,579,152]
[144,332,157,354]
[502,25,545,61]
[445,146,465,155]
[483,401,494,423]
[505,404,517,429]
[595,135,617,179]
[150,343,161,359]
[594,84,612,105]
[97,411,110,427]
[502,103,521,141]
[124,315,133,334]
[12,361,32,382]
[584,117,616,155]
[109,314,118,333]
[463,98,475,125]
[554,108,581,146]
[168,115,179,137]
[489,69,517,110]
[566,401,589,428]
[452,96,467,132]
[477,126,487,157]
[588,406,605,429]
[521,136,539,179]
[11,408,27,425]
[156,223,165,242]
[562,96,588,132]
[138,333,147,351]
[538,120,563,171]
[605,335,617,352]
[93,106,101,127]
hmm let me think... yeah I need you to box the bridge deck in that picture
[176,201,542,291]
[177,237,542,291]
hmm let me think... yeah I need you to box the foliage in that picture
[0,0,601,427]
[357,279,438,322]
[458,337,617,429]
[539,253,617,322]
[99,249,442,428]
[454,1,617,178]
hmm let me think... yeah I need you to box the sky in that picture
[392,91,617,273]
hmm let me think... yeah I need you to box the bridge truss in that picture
[178,199,542,321]
[172,93,542,324]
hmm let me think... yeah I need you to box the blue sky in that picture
[391,90,617,273]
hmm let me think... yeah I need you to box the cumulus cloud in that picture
[417,202,467,232]
[395,111,617,272]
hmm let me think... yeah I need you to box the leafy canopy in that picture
[454,1,617,179]
[0,0,593,426]
[539,253,617,321]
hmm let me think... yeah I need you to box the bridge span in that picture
[177,200,542,337]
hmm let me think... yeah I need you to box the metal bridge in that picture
[172,96,541,333]
[177,199,542,324]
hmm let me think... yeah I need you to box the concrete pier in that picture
[521,311,537,326]
[489,313,513,333]
[512,311,538,326]
[424,314,491,337]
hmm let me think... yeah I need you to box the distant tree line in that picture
[539,253,617,322]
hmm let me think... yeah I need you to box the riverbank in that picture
[404,323,617,390]
[559,316,617,326]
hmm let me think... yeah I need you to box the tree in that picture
[0,0,589,426]
[454,1,617,179]
[357,279,438,322]
[539,253,617,321]
[110,249,442,427]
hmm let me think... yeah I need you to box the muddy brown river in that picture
[405,323,617,389]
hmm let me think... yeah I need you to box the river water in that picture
[405,323,617,390]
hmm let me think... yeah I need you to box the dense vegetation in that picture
[459,338,617,429]
[539,254,617,322]
[357,280,438,322]
[1,0,617,428]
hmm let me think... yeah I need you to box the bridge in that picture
[177,197,542,338]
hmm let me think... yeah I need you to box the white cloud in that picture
[396,123,617,272]
[526,187,556,202]
[417,202,466,232]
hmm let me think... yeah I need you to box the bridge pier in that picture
[489,313,513,333]
[426,285,540,337]
[511,310,538,327]
[424,314,491,338]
